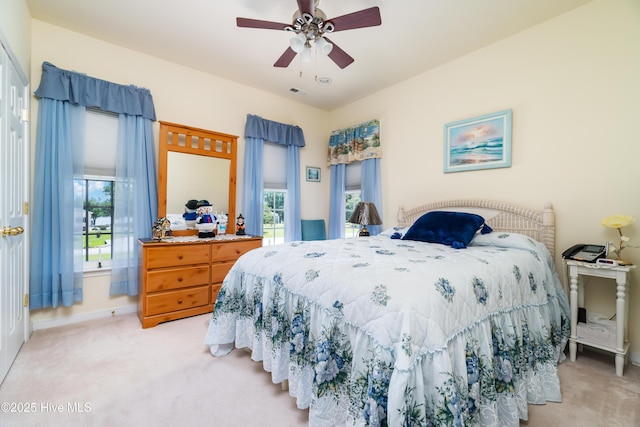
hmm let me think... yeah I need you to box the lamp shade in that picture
[290,32,307,53]
[349,202,382,237]
[300,45,312,63]
[315,37,333,56]
[349,202,382,226]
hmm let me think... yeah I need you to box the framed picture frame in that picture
[443,109,512,173]
[306,166,321,182]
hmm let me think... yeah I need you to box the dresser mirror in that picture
[166,152,230,214]
[158,121,238,236]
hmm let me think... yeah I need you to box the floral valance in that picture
[327,119,381,166]
[34,62,156,121]
[244,114,305,147]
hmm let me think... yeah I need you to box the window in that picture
[345,191,361,237]
[75,178,114,266]
[80,108,118,269]
[263,189,286,246]
[263,142,287,246]
[344,162,362,237]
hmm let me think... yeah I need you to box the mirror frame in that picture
[158,121,238,236]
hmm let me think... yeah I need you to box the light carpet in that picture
[0,313,638,426]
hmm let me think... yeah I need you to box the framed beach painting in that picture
[443,109,512,173]
[306,166,321,182]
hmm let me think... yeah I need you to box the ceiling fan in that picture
[237,0,382,69]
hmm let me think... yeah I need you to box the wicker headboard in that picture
[397,200,556,257]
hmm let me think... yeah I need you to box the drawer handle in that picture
[177,254,184,260]
[177,299,183,304]
[177,277,183,282]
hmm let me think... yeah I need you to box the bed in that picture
[204,200,570,426]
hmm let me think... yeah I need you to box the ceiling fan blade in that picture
[297,0,315,16]
[324,38,354,69]
[327,7,382,32]
[237,17,290,30]
[274,47,298,68]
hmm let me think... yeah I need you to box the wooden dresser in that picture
[138,236,262,328]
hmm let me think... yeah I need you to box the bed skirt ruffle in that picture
[205,270,569,427]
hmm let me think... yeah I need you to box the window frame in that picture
[79,107,119,274]
[76,175,115,272]
[263,188,287,246]
[344,190,361,238]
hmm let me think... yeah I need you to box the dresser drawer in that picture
[146,286,210,316]
[146,244,210,269]
[211,261,234,284]
[146,265,210,292]
[138,238,262,328]
[211,239,261,262]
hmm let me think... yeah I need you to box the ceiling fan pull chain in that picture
[314,48,318,77]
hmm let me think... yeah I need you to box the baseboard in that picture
[631,352,640,367]
[31,304,138,331]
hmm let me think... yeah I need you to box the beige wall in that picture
[330,0,640,359]
[21,0,640,361]
[0,0,30,75]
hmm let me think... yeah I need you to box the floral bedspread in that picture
[204,232,570,427]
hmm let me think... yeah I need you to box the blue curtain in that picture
[29,99,85,309]
[285,145,301,241]
[110,115,158,296]
[328,164,346,239]
[242,137,264,237]
[34,62,156,120]
[244,114,305,146]
[242,115,305,240]
[31,62,157,304]
[327,119,382,239]
[361,158,383,236]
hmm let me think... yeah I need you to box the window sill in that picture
[83,266,112,278]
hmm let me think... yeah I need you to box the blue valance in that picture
[328,119,381,165]
[244,114,305,147]
[34,62,156,121]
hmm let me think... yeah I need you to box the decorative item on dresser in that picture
[138,235,262,328]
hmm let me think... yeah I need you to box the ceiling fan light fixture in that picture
[302,12,314,25]
[315,37,333,56]
[301,45,313,63]
[290,32,307,53]
[237,2,382,69]
[322,21,334,33]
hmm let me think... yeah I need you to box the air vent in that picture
[289,87,307,95]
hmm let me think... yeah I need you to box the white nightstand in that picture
[567,260,635,376]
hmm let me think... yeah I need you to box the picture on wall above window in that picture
[443,109,512,173]
[306,166,321,182]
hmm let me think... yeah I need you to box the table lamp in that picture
[349,202,382,237]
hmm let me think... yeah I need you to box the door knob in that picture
[1,226,24,237]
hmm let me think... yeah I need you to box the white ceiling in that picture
[25,0,592,111]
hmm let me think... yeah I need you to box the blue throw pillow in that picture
[402,211,492,248]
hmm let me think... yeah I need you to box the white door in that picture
[0,41,30,385]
